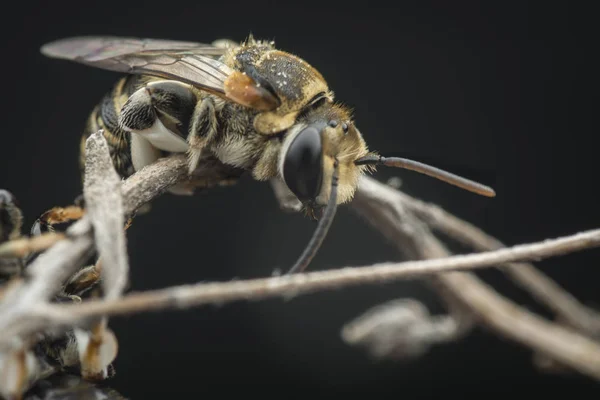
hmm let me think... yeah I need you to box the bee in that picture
[40,35,495,274]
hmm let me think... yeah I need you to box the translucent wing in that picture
[40,36,280,110]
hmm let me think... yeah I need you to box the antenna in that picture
[355,154,495,197]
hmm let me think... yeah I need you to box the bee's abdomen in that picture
[80,76,140,181]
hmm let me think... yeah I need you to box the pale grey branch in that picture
[0,137,235,352]
[397,190,600,336]
[121,155,188,216]
[0,223,94,343]
[83,131,128,300]
[352,176,600,380]
[349,175,476,334]
[1,222,595,375]
[121,151,241,216]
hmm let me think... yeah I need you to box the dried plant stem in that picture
[0,232,66,259]
[3,225,596,379]
[397,191,600,335]
[83,131,129,300]
[0,136,231,350]
[352,176,600,379]
[120,154,188,216]
[0,227,94,323]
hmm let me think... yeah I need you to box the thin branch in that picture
[121,155,188,217]
[348,177,478,346]
[352,176,600,380]
[397,190,600,335]
[0,224,94,339]
[83,131,128,300]
[120,151,243,216]
[0,232,66,259]
[0,226,595,351]
[0,137,236,351]
[0,154,191,310]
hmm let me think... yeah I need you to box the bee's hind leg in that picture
[118,80,219,194]
[118,80,194,172]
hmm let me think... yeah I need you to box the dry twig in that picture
[0,222,94,336]
[0,136,235,352]
[1,225,595,319]
[82,131,129,300]
[0,223,596,380]
[0,232,66,259]
[351,176,600,379]
[398,191,600,336]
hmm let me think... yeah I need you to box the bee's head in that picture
[277,97,496,220]
[277,101,495,277]
[279,103,371,212]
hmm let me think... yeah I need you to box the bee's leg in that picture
[53,293,83,304]
[31,206,86,236]
[187,96,218,174]
[18,205,86,266]
[62,264,101,298]
[119,80,195,172]
[75,322,119,381]
[119,80,213,195]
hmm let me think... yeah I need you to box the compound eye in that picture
[283,124,324,202]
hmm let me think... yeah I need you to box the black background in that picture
[1,0,599,398]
